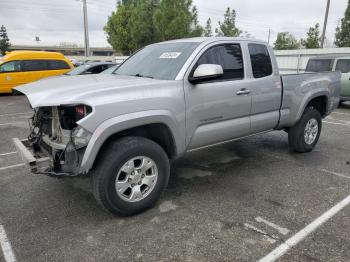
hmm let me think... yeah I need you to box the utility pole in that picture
[82,0,90,57]
[267,29,271,44]
[321,0,331,48]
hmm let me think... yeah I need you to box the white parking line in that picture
[244,223,278,244]
[332,111,350,117]
[0,164,25,171]
[0,112,32,117]
[326,116,350,124]
[259,194,350,262]
[255,217,290,235]
[0,224,16,262]
[0,122,26,126]
[323,120,350,127]
[320,169,350,180]
[0,152,16,157]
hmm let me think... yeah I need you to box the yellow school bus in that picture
[0,51,74,94]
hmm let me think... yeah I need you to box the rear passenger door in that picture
[248,44,282,133]
[185,43,252,150]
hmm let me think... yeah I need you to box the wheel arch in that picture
[297,92,329,121]
[79,110,183,174]
[305,95,328,117]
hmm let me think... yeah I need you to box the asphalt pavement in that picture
[0,95,349,262]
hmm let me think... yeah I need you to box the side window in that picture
[195,44,244,81]
[335,60,350,73]
[0,61,22,73]
[305,59,333,72]
[22,60,50,71]
[49,60,71,70]
[248,44,273,78]
[86,65,104,74]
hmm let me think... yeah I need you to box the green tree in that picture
[129,0,157,50]
[104,2,134,54]
[152,0,202,41]
[302,23,321,49]
[189,6,204,37]
[204,18,213,37]
[215,7,242,37]
[274,32,299,50]
[335,0,350,47]
[104,0,202,54]
[0,25,11,55]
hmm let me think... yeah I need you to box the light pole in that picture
[321,0,331,48]
[82,0,90,57]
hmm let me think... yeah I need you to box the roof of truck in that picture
[162,37,267,45]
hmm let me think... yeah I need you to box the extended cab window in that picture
[248,44,272,78]
[0,61,21,72]
[49,60,71,70]
[305,59,333,72]
[335,59,350,73]
[195,44,244,81]
[22,60,50,71]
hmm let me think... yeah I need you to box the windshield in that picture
[114,42,200,80]
[66,64,91,76]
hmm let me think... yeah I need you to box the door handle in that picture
[236,89,251,95]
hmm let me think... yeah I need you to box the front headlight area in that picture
[31,105,93,176]
[72,125,93,148]
[55,105,93,175]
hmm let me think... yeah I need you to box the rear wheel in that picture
[288,107,322,153]
[91,136,170,216]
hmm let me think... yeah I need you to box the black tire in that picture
[288,107,322,153]
[91,136,170,216]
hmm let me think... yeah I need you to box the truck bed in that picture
[278,71,341,128]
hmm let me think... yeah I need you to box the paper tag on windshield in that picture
[159,52,181,59]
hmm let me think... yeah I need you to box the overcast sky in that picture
[0,0,348,47]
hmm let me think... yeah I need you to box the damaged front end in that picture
[13,105,92,177]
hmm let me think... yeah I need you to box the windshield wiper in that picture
[133,73,154,79]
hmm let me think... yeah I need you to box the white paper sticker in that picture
[159,52,181,59]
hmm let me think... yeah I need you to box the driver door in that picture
[184,43,252,150]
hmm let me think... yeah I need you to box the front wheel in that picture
[91,136,170,216]
[288,107,322,153]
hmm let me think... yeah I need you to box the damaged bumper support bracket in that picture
[13,138,52,174]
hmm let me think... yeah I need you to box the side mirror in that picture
[189,64,223,84]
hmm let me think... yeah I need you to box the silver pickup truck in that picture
[14,37,340,216]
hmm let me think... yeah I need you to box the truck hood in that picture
[15,74,172,108]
